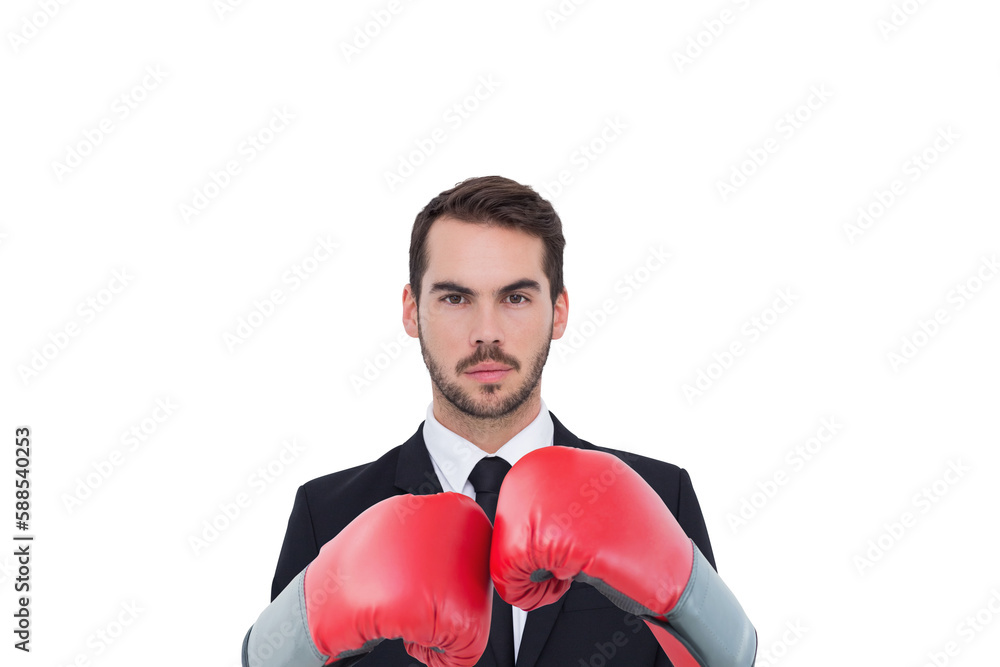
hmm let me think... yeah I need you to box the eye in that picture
[506,294,529,304]
[442,294,466,305]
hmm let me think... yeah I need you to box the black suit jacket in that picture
[270,412,716,667]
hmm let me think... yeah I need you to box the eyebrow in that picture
[428,278,543,298]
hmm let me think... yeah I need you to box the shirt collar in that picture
[422,398,554,493]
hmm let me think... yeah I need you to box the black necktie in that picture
[469,457,515,667]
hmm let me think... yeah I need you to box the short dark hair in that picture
[409,176,565,308]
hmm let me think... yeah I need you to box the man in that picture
[242,176,754,667]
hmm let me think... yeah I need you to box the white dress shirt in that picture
[422,398,554,662]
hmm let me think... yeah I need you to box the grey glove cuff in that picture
[661,543,757,667]
[243,567,329,667]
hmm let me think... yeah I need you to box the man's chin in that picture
[452,391,526,419]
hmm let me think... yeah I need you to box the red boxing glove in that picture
[491,446,756,667]
[245,493,493,667]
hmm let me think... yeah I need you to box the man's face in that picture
[403,216,568,420]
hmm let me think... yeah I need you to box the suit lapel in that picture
[393,411,592,495]
[393,422,444,496]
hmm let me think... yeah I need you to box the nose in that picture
[470,303,503,347]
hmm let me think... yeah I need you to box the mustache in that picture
[457,346,521,374]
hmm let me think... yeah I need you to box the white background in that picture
[2,0,999,665]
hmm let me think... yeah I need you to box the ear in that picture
[402,284,419,338]
[551,287,569,340]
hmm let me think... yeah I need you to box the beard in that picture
[418,321,552,420]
